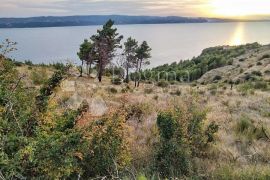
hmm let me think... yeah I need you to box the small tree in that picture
[135,41,151,87]
[123,37,138,83]
[91,20,123,82]
[77,39,96,77]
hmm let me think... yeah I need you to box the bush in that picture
[170,89,181,96]
[82,112,131,178]
[144,88,153,94]
[237,83,253,95]
[111,77,122,85]
[265,70,270,74]
[254,81,268,90]
[235,115,268,140]
[157,80,169,88]
[260,54,270,60]
[155,105,218,178]
[125,103,151,122]
[239,58,246,62]
[156,112,191,177]
[108,87,118,94]
[251,71,262,77]
[212,165,270,180]
[31,68,48,85]
[52,62,66,70]
[236,116,254,134]
[257,62,263,66]
[213,75,222,81]
[25,60,33,66]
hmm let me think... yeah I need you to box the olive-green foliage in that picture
[111,77,122,85]
[170,89,181,96]
[211,165,270,180]
[155,106,218,178]
[157,80,169,88]
[238,81,269,95]
[81,112,131,178]
[36,70,66,112]
[156,111,191,178]
[260,54,270,60]
[31,68,48,85]
[0,56,84,178]
[235,116,268,141]
[144,88,153,94]
[0,58,39,179]
[139,43,260,82]
[108,87,118,94]
[125,103,151,122]
[237,82,254,95]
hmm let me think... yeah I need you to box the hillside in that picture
[146,43,270,84]
[0,15,217,28]
[1,43,270,179]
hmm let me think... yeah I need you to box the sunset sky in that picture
[1,0,270,19]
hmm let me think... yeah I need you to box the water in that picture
[0,22,270,67]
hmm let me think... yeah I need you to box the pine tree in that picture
[135,41,151,87]
[91,20,123,82]
[123,37,138,83]
[77,39,96,77]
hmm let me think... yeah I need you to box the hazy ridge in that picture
[0,15,225,28]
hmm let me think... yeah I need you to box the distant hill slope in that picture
[0,15,221,28]
[146,43,270,84]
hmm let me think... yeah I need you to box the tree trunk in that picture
[137,59,143,87]
[88,63,92,76]
[80,60,84,77]
[134,61,139,87]
[98,63,103,82]
[126,67,129,83]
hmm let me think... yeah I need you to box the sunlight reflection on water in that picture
[229,22,245,45]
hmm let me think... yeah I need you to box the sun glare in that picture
[208,0,270,18]
[229,23,245,45]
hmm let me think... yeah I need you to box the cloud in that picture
[0,0,209,17]
[0,0,269,18]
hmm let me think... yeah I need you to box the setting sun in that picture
[207,0,270,18]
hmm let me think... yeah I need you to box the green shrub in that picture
[52,62,66,71]
[260,54,270,60]
[25,60,33,66]
[213,75,222,82]
[31,68,48,85]
[251,71,262,77]
[240,68,244,73]
[254,81,268,90]
[236,116,254,134]
[212,165,270,180]
[125,103,151,122]
[108,87,118,94]
[144,88,153,94]
[235,116,268,140]
[170,89,181,96]
[237,83,253,95]
[239,58,246,62]
[82,112,131,178]
[111,77,122,85]
[157,80,169,88]
[156,112,191,177]
[265,70,270,74]
[155,105,218,178]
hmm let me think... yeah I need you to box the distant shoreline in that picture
[0,15,256,29]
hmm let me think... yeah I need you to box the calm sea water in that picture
[0,22,270,67]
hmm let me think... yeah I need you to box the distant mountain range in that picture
[0,15,228,28]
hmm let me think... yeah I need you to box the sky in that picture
[1,0,270,19]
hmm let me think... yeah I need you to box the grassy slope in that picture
[18,44,270,178]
